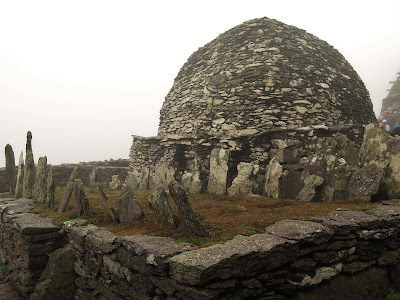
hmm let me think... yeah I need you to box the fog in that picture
[1,0,399,167]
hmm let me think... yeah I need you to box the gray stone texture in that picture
[207,148,230,195]
[264,158,283,198]
[22,151,35,199]
[58,165,80,213]
[168,181,210,237]
[15,152,24,199]
[34,156,47,203]
[96,183,117,222]
[88,166,98,187]
[296,174,324,202]
[5,144,16,194]
[118,186,144,223]
[46,166,55,208]
[148,187,176,228]
[73,179,90,217]
[227,162,259,195]
[379,73,400,127]
[109,174,121,190]
[181,158,203,194]
[348,163,384,201]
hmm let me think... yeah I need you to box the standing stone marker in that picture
[97,183,118,222]
[228,162,259,195]
[34,156,47,203]
[169,180,210,237]
[296,175,324,202]
[15,152,24,199]
[5,144,16,194]
[148,187,176,228]
[207,148,230,195]
[89,166,98,187]
[23,131,35,199]
[118,186,144,223]
[73,179,90,216]
[46,166,55,208]
[109,175,121,190]
[264,158,283,198]
[58,165,80,213]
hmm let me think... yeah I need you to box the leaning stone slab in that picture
[148,187,176,228]
[169,181,210,237]
[117,234,195,276]
[73,179,91,216]
[5,144,16,194]
[227,162,259,195]
[265,220,333,244]
[58,165,80,213]
[118,186,144,223]
[347,163,384,201]
[296,174,324,202]
[15,151,24,199]
[96,184,118,222]
[46,166,55,208]
[169,233,297,286]
[34,156,47,203]
[207,148,230,195]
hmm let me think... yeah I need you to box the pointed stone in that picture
[148,187,176,228]
[15,152,24,199]
[73,179,90,216]
[22,133,35,199]
[58,165,80,213]
[46,166,55,208]
[264,158,283,198]
[207,148,230,195]
[34,156,47,203]
[5,144,16,194]
[118,186,144,223]
[168,180,210,237]
[89,166,98,187]
[96,183,118,222]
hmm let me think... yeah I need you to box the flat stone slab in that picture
[12,213,60,235]
[169,233,297,286]
[265,220,333,244]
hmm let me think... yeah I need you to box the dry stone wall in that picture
[2,198,400,299]
[380,73,400,127]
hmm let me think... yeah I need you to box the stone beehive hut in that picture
[128,17,376,197]
[380,72,400,126]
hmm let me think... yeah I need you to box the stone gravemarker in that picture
[46,166,55,208]
[5,144,16,194]
[109,175,121,190]
[169,180,210,237]
[23,131,35,199]
[89,166,98,187]
[34,156,47,203]
[118,186,144,223]
[73,179,90,216]
[207,148,230,195]
[15,152,24,199]
[96,183,118,222]
[148,187,176,228]
[58,165,80,213]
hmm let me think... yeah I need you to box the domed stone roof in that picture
[158,17,376,137]
[380,74,400,126]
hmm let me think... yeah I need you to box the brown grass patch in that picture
[31,187,375,247]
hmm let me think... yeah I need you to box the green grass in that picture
[0,262,8,273]
[386,289,400,300]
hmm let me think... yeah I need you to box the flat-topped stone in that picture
[12,213,60,235]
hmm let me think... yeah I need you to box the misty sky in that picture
[1,0,400,168]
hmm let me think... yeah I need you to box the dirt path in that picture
[0,273,20,300]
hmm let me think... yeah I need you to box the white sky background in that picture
[1,0,399,167]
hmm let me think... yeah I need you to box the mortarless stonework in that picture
[379,72,400,127]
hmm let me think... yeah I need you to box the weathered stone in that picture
[288,263,342,286]
[168,181,210,237]
[34,156,47,203]
[296,174,324,202]
[15,151,24,199]
[89,166,98,187]
[58,165,80,213]
[73,179,90,216]
[169,233,297,285]
[348,163,384,201]
[109,175,121,190]
[30,245,76,300]
[96,183,117,222]
[280,169,303,200]
[23,132,35,199]
[228,162,259,195]
[264,158,283,198]
[5,144,16,195]
[118,186,144,223]
[148,187,176,228]
[153,161,176,190]
[207,148,230,195]
[46,166,55,208]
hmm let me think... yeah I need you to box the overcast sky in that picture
[1,0,400,168]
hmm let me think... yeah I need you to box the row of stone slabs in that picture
[56,165,210,237]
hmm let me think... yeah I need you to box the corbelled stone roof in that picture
[158,17,375,137]
[380,74,400,125]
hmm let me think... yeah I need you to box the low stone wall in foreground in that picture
[2,197,400,299]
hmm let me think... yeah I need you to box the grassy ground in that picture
[25,186,375,247]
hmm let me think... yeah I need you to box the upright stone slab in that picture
[34,156,47,203]
[118,186,144,223]
[264,158,283,198]
[23,132,35,199]
[228,162,259,195]
[97,183,117,222]
[207,148,230,195]
[169,180,210,237]
[297,175,324,202]
[109,175,121,190]
[148,187,176,228]
[181,157,202,194]
[46,166,55,208]
[89,166,98,187]
[347,163,384,201]
[73,179,90,216]
[58,165,80,213]
[15,152,24,199]
[5,144,16,194]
